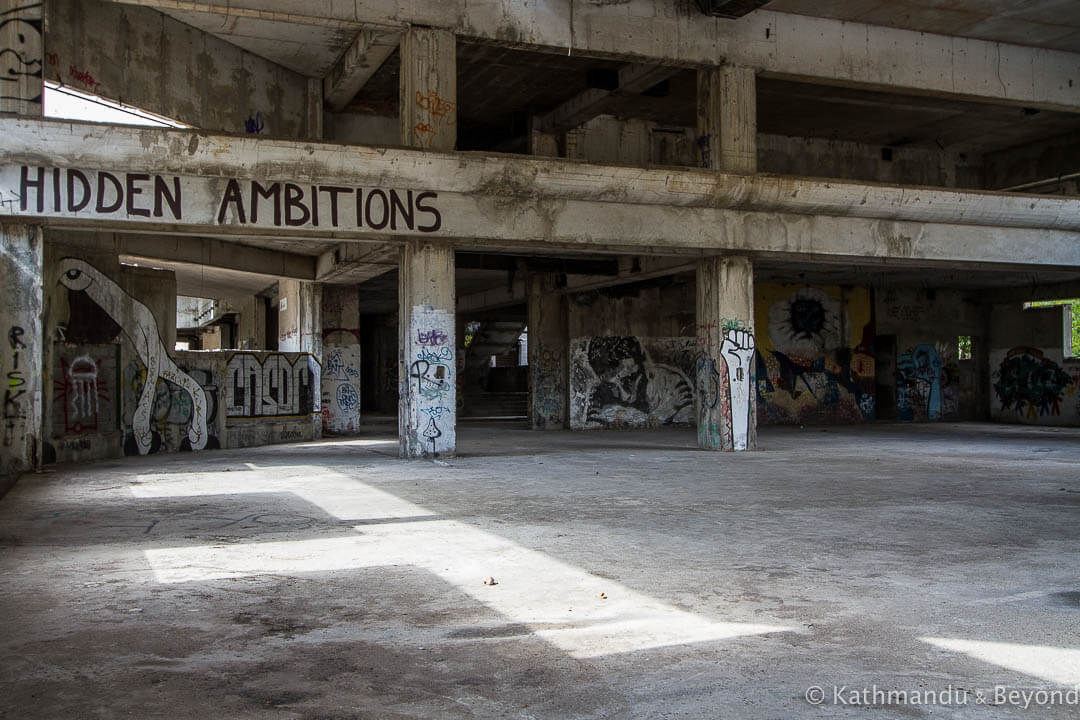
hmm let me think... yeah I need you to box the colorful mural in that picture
[754,285,876,425]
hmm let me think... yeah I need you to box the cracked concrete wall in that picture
[45,0,308,136]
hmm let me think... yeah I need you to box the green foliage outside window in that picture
[1027,299,1080,357]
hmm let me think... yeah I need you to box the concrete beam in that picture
[316,242,398,283]
[6,119,1080,270]
[536,64,681,134]
[457,279,525,314]
[324,29,401,112]
[563,256,697,294]
[107,0,1080,111]
[66,232,316,280]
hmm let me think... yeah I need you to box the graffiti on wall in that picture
[404,306,455,456]
[0,2,43,110]
[121,361,219,456]
[58,258,210,454]
[412,89,455,149]
[52,345,117,436]
[570,337,694,429]
[224,352,320,418]
[755,286,876,425]
[321,344,361,434]
[993,347,1077,420]
[530,343,565,428]
[896,344,944,422]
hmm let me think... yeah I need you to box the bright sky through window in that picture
[43,81,190,128]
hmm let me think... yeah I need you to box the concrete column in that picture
[0,1,43,116]
[696,66,756,174]
[399,27,456,150]
[306,78,325,141]
[527,273,568,429]
[1,224,43,486]
[399,240,456,458]
[1,3,43,488]
[278,279,323,358]
[696,256,756,451]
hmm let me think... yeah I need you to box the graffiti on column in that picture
[720,328,755,451]
[321,344,361,433]
[531,343,564,427]
[58,258,210,454]
[896,344,943,422]
[3,324,27,447]
[412,89,455,148]
[0,2,43,109]
[224,352,320,418]
[407,306,454,456]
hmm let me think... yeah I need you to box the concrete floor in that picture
[2,422,1079,719]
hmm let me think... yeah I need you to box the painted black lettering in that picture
[251,181,281,226]
[217,179,246,224]
[96,172,123,213]
[154,176,182,220]
[9,326,25,349]
[284,184,310,226]
[19,166,44,212]
[52,168,61,212]
[390,189,414,231]
[310,185,319,227]
[319,186,350,228]
[365,189,389,230]
[355,188,364,227]
[415,191,442,232]
[126,173,151,217]
[67,170,91,212]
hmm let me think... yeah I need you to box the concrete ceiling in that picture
[764,0,1080,53]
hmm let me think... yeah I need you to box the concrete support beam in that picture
[8,121,1080,268]
[697,66,757,174]
[0,1,42,116]
[324,29,401,112]
[0,223,43,486]
[528,273,568,430]
[106,1,1080,111]
[399,27,455,150]
[563,256,698,295]
[69,233,317,281]
[315,242,398,283]
[696,256,755,452]
[537,64,680,134]
[307,79,325,141]
[457,279,525,315]
[399,240,456,458]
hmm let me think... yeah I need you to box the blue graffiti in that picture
[896,344,942,421]
[336,383,359,412]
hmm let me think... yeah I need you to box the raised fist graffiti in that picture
[720,328,755,451]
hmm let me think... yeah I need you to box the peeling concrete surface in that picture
[2,422,1080,718]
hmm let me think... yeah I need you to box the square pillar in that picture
[278,279,323,358]
[2,2,44,486]
[696,256,756,451]
[399,240,456,458]
[400,27,456,151]
[696,65,757,174]
[1,224,43,484]
[527,273,568,429]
